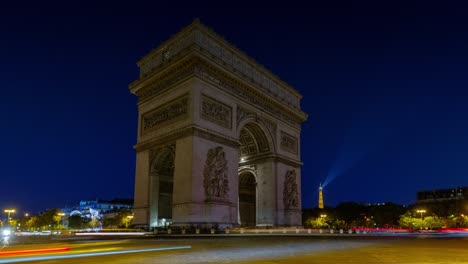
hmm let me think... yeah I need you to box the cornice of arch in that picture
[129,53,307,128]
[135,19,303,103]
[134,125,240,152]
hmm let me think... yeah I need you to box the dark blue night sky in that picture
[1,1,467,213]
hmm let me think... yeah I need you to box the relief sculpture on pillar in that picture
[283,170,299,209]
[203,146,229,200]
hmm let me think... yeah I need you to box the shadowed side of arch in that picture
[149,146,175,227]
[239,171,257,227]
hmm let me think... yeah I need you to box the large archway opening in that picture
[238,122,272,227]
[239,171,256,226]
[150,147,175,228]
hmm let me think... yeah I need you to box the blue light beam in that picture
[321,96,413,188]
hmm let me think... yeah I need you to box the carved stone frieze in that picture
[139,31,195,77]
[283,170,299,209]
[195,63,301,128]
[141,95,188,135]
[196,28,300,107]
[136,22,303,108]
[201,95,232,129]
[133,58,198,103]
[280,131,298,155]
[203,146,229,200]
[132,56,304,128]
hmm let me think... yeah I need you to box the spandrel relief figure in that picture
[203,146,229,199]
[284,170,299,208]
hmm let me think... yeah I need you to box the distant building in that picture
[77,199,133,213]
[417,187,468,203]
[62,199,133,228]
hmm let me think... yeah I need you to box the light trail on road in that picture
[0,245,191,263]
[0,247,71,256]
[1,235,466,263]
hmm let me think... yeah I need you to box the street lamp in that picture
[126,215,134,229]
[416,209,426,219]
[57,213,65,230]
[4,209,15,225]
[319,214,328,229]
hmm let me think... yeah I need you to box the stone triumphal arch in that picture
[129,20,307,229]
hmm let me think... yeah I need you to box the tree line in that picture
[15,209,133,231]
[303,200,467,230]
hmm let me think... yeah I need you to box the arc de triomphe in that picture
[129,20,307,229]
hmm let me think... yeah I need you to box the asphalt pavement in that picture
[0,235,466,263]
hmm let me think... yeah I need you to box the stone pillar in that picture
[172,135,238,228]
[277,164,302,226]
[256,160,276,227]
[171,136,194,226]
[133,150,150,227]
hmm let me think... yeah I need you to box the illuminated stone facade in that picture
[130,20,307,229]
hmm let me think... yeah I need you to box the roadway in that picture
[0,235,467,263]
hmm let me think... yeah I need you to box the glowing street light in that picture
[125,215,134,228]
[4,209,15,220]
[57,213,66,230]
[416,209,426,219]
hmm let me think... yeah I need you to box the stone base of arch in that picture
[172,200,238,229]
[280,209,302,227]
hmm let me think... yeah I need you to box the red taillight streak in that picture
[0,247,71,256]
